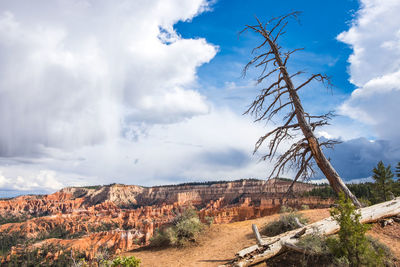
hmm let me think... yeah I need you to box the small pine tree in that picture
[328,193,383,267]
[371,161,394,202]
[394,162,400,196]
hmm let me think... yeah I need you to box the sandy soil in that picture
[368,220,400,259]
[123,209,330,267]
[124,209,400,267]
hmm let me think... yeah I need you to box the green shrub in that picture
[366,236,396,266]
[150,208,204,247]
[261,213,308,237]
[326,193,386,267]
[358,197,371,207]
[0,214,29,225]
[300,204,310,210]
[149,228,174,247]
[172,208,198,224]
[174,216,204,246]
[4,245,141,267]
[107,255,141,267]
[296,232,396,267]
[4,244,85,266]
[0,231,27,254]
[279,205,296,213]
[297,230,330,255]
[204,216,214,226]
[294,231,335,266]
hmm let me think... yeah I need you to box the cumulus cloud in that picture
[0,108,277,194]
[0,0,216,157]
[0,0,288,195]
[338,0,400,143]
[0,170,64,192]
[0,0,231,194]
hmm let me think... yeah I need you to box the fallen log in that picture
[282,241,314,255]
[219,197,400,267]
[236,237,280,259]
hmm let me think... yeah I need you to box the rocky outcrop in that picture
[59,178,315,208]
[199,196,333,224]
[0,178,332,263]
[0,192,85,220]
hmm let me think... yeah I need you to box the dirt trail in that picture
[124,209,400,267]
[123,209,330,267]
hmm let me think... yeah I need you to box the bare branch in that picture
[283,48,304,65]
[295,74,330,91]
[257,67,281,84]
[241,13,362,207]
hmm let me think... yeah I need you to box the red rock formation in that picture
[0,178,332,263]
[0,192,85,219]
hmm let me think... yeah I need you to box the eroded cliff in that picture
[0,178,331,263]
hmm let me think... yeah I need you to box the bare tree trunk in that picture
[242,13,362,207]
[266,38,362,208]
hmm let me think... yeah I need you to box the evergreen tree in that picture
[394,162,400,196]
[328,193,383,267]
[372,161,394,202]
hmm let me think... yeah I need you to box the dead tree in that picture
[242,12,362,207]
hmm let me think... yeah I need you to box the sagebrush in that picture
[261,212,308,237]
[150,208,204,247]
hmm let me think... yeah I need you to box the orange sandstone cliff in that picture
[0,178,331,262]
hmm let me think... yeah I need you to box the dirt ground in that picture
[123,209,330,267]
[368,220,400,259]
[124,209,400,267]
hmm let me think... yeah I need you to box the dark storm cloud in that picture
[323,138,400,181]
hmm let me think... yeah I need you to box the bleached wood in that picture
[282,241,313,255]
[221,198,400,267]
[236,237,280,258]
[252,224,263,246]
[294,217,305,228]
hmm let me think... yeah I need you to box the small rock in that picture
[380,218,394,227]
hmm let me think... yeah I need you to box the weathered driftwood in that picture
[294,217,305,228]
[237,237,280,258]
[282,241,314,255]
[219,198,400,267]
[251,224,264,246]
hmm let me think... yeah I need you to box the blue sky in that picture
[177,0,358,89]
[174,0,367,137]
[0,0,399,197]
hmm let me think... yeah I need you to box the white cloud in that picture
[0,108,281,193]
[0,0,217,157]
[338,0,400,143]
[0,170,64,192]
[7,0,392,193]
[0,0,253,193]
[0,0,290,194]
[316,131,334,140]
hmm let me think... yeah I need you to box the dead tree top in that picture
[241,12,340,187]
